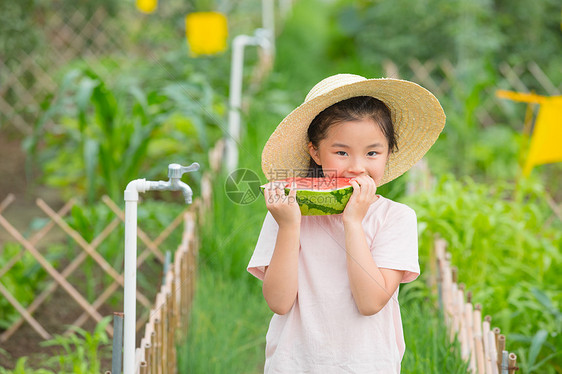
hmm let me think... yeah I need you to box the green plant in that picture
[0,243,57,329]
[400,281,469,373]
[406,176,562,373]
[40,316,112,374]
[178,268,271,373]
[26,66,223,203]
[0,356,54,374]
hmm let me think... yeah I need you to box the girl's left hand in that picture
[343,175,377,224]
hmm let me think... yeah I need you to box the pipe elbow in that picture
[124,179,147,201]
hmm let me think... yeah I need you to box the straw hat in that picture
[261,74,446,186]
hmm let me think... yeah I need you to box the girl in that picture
[248,74,445,373]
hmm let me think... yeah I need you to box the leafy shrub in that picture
[0,243,61,330]
[407,176,562,373]
[26,67,224,203]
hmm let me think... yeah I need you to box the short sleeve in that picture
[247,212,279,281]
[370,204,420,283]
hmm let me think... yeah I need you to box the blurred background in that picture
[0,0,560,373]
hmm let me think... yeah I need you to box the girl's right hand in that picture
[263,181,301,227]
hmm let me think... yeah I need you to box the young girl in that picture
[247,74,445,373]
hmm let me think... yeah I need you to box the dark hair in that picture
[306,96,397,177]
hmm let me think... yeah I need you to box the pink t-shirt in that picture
[247,196,420,374]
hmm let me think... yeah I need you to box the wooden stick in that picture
[139,360,148,374]
[497,335,506,373]
[482,319,492,374]
[0,193,15,212]
[150,328,157,374]
[474,334,486,374]
[102,195,165,263]
[449,282,459,342]
[0,214,107,328]
[458,289,469,360]
[451,266,458,283]
[37,199,124,282]
[153,208,188,248]
[493,327,501,348]
[38,199,150,308]
[0,198,74,279]
[488,331,499,374]
[465,303,476,372]
[0,281,51,340]
[473,305,485,374]
[0,199,79,340]
[508,353,517,374]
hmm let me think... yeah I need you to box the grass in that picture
[177,267,270,374]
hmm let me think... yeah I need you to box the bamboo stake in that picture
[451,265,458,283]
[150,328,157,374]
[473,305,485,374]
[140,360,148,374]
[154,313,162,374]
[482,318,493,374]
[458,289,469,360]
[135,347,141,373]
[465,302,476,372]
[488,331,499,374]
[508,353,517,374]
[432,238,445,302]
[449,282,459,343]
[497,335,506,373]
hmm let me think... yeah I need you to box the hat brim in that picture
[262,78,446,186]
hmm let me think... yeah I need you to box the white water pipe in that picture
[122,163,199,374]
[225,30,273,174]
[225,0,276,174]
[262,0,275,55]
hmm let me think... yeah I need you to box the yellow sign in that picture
[136,0,157,14]
[497,90,562,175]
[185,12,228,56]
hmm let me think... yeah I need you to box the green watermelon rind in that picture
[259,184,353,216]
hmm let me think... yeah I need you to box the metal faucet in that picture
[145,163,200,204]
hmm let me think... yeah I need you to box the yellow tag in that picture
[136,0,157,14]
[523,96,562,175]
[185,12,228,56]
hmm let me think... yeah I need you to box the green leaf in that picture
[83,139,99,204]
[527,329,548,369]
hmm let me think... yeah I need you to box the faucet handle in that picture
[168,162,200,178]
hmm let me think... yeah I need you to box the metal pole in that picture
[112,312,124,374]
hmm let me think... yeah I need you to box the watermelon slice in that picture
[260,177,353,216]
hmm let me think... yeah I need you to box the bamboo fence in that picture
[0,194,189,348]
[434,238,519,374]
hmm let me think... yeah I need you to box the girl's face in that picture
[307,118,390,185]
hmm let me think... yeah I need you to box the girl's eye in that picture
[367,151,378,157]
[336,151,348,156]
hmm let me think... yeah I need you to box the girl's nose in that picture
[347,159,365,175]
